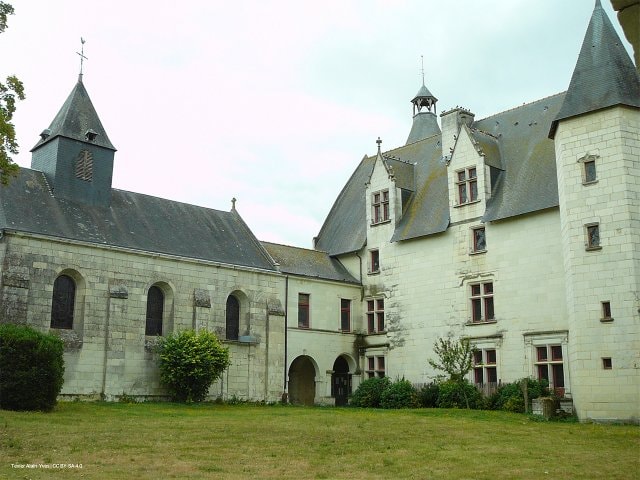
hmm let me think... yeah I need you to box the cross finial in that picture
[77,37,88,79]
[376,137,382,153]
[231,197,237,210]
[420,55,425,86]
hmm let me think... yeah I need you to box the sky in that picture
[2,1,633,248]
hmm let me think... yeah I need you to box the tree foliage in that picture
[0,2,24,185]
[158,329,230,403]
[0,323,65,411]
[428,337,475,383]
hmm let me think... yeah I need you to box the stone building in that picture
[0,1,638,421]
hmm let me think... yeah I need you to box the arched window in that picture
[51,274,76,329]
[145,286,164,336]
[226,295,240,341]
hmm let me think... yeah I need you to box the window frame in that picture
[366,298,385,334]
[340,299,351,332]
[145,285,164,336]
[225,294,240,341]
[601,301,613,322]
[456,166,478,205]
[298,293,310,329]
[471,226,487,253]
[469,281,495,323]
[51,274,76,330]
[534,344,565,393]
[369,249,380,274]
[579,153,598,185]
[371,189,390,225]
[366,355,386,378]
[472,348,498,387]
[585,223,601,250]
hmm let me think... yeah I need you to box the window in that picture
[470,282,494,323]
[226,295,240,340]
[585,223,601,250]
[366,356,386,378]
[51,274,76,329]
[372,190,390,224]
[602,357,612,370]
[456,167,478,205]
[340,299,351,332]
[370,249,380,274]
[583,159,596,183]
[75,150,93,182]
[535,344,565,392]
[366,298,385,333]
[473,349,498,387]
[601,301,613,321]
[472,226,486,253]
[298,293,310,328]
[145,286,164,336]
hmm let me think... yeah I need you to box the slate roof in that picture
[549,0,640,138]
[0,167,277,271]
[314,155,375,256]
[261,242,359,284]
[406,112,441,145]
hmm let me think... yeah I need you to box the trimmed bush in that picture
[350,376,390,408]
[488,378,549,413]
[158,330,230,403]
[436,380,483,409]
[0,324,65,411]
[418,382,440,408]
[380,379,419,409]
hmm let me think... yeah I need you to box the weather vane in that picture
[420,55,425,85]
[77,37,88,76]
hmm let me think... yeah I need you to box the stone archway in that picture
[331,355,352,406]
[288,355,317,406]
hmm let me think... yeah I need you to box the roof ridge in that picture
[111,188,230,214]
[476,91,566,122]
[261,240,329,254]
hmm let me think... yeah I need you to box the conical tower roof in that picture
[549,0,640,138]
[31,76,116,151]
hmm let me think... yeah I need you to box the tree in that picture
[158,329,231,403]
[428,337,477,408]
[0,2,24,185]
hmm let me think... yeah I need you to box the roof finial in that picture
[231,197,237,210]
[376,137,382,153]
[420,55,425,86]
[77,37,88,81]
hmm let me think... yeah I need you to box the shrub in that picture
[158,329,230,403]
[380,379,419,409]
[437,379,482,409]
[350,377,390,408]
[0,324,65,411]
[417,382,440,408]
[488,378,549,412]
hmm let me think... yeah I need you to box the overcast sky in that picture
[2,1,632,248]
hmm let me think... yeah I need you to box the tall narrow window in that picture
[586,223,600,249]
[371,190,390,224]
[51,274,76,329]
[535,344,565,394]
[340,299,351,332]
[472,226,486,253]
[366,298,385,333]
[75,150,94,182]
[145,286,164,336]
[470,282,494,323]
[298,293,310,328]
[583,159,596,183]
[226,295,240,340]
[370,249,380,274]
[601,301,613,321]
[456,167,478,205]
[473,349,498,388]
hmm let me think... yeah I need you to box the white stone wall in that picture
[0,232,285,402]
[554,106,640,422]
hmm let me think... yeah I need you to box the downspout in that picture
[283,275,289,401]
[355,252,364,300]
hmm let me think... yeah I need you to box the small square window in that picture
[602,357,612,370]
[486,349,496,364]
[537,346,548,362]
[551,345,563,361]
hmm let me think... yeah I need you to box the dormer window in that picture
[372,190,390,224]
[456,167,477,205]
[85,129,99,142]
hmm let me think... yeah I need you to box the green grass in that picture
[0,403,638,479]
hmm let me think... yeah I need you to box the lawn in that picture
[0,403,638,479]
